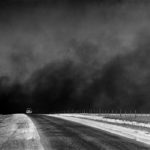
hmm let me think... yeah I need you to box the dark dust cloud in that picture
[0,0,150,113]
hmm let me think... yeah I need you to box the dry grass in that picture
[102,114,150,123]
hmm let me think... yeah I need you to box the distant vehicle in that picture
[26,108,32,114]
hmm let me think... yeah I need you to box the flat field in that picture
[102,114,150,123]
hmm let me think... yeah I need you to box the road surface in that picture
[30,115,150,150]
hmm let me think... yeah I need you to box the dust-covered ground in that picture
[1,114,150,150]
[0,114,44,150]
[30,114,150,150]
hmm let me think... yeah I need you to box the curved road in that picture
[30,115,150,150]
